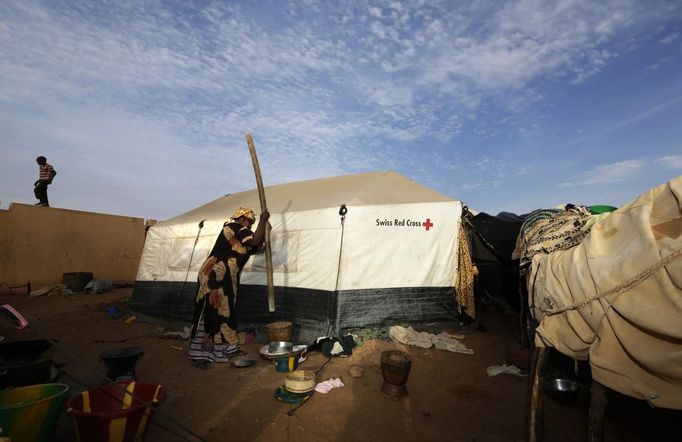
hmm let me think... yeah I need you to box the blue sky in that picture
[1,0,681,220]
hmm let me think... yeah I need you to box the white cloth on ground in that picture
[389,325,474,355]
[486,364,525,377]
[315,377,345,394]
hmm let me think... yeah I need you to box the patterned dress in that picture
[188,221,256,363]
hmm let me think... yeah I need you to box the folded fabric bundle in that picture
[388,325,474,355]
[315,377,345,394]
[486,364,525,377]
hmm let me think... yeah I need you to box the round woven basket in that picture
[284,370,316,393]
[266,321,293,342]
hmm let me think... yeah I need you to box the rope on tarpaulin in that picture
[544,248,682,316]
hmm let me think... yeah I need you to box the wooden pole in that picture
[245,133,275,313]
[528,346,548,442]
[587,380,608,442]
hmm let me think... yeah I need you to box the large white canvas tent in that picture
[131,171,463,337]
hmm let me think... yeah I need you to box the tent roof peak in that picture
[166,170,457,224]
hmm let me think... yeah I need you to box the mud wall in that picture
[0,203,146,288]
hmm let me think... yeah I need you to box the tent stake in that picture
[245,133,275,313]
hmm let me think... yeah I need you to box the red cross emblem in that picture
[423,218,433,231]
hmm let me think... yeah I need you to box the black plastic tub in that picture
[0,339,59,388]
[0,339,53,359]
[99,347,144,380]
[0,356,57,389]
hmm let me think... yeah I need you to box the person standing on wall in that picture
[34,156,57,207]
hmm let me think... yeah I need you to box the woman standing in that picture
[188,207,270,368]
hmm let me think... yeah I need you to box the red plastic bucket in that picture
[67,381,164,442]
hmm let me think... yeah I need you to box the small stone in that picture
[349,365,364,378]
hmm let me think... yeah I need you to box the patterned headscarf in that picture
[231,207,256,222]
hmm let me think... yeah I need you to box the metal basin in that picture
[546,378,579,392]
[268,341,293,355]
[231,358,256,368]
[545,378,579,403]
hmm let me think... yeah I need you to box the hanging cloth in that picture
[456,224,476,319]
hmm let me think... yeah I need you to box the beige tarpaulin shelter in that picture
[529,176,682,409]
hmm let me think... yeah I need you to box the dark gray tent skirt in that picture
[130,281,457,342]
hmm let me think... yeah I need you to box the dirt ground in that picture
[1,288,679,442]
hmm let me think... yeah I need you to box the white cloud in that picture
[561,159,646,187]
[655,155,682,169]
[555,95,682,149]
[2,1,672,131]
[370,21,388,39]
[1,0,680,218]
[368,6,383,18]
[660,32,679,44]
[515,165,534,176]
